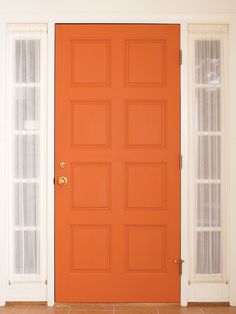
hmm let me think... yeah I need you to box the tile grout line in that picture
[155,306,160,314]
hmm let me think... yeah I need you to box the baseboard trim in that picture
[5,301,47,306]
[188,302,230,306]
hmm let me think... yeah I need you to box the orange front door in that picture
[55,24,180,302]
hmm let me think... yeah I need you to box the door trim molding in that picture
[180,22,189,306]
[46,22,55,307]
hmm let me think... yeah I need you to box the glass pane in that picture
[197,183,221,227]
[195,87,221,132]
[14,134,39,179]
[15,87,40,131]
[14,230,40,274]
[15,40,40,83]
[196,231,221,274]
[195,40,221,84]
[197,135,221,180]
[14,182,39,226]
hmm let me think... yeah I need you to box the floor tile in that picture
[26,307,70,314]
[114,310,157,312]
[0,307,28,314]
[158,311,203,314]
[48,307,70,314]
[114,307,157,313]
[25,309,49,314]
[70,309,113,314]
[202,306,236,313]
[114,303,158,310]
[70,304,113,311]
[157,304,203,314]
[114,311,157,314]
[158,307,203,313]
[155,304,180,307]
[1,304,236,314]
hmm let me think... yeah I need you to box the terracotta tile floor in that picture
[0,304,236,314]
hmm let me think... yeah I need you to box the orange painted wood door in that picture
[55,24,180,302]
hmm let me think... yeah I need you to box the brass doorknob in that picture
[58,176,68,186]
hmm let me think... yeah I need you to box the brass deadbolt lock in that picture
[59,161,67,168]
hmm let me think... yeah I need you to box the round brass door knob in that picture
[58,176,68,186]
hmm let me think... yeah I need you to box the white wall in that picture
[0,0,235,15]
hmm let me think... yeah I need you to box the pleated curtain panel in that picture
[8,25,47,283]
[189,25,228,282]
[14,38,40,280]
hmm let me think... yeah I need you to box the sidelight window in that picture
[189,25,228,283]
[7,24,47,283]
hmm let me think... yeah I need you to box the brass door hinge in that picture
[179,258,184,274]
[180,154,183,170]
[179,49,182,65]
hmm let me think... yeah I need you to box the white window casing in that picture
[6,24,47,300]
[188,24,229,301]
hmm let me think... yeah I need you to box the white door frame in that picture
[0,13,236,307]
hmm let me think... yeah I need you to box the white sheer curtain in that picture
[189,25,228,282]
[8,25,47,282]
